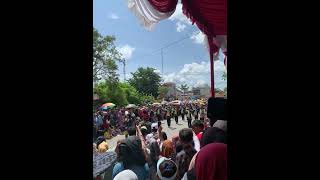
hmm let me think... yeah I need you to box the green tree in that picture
[105,79,128,106]
[179,84,189,94]
[93,81,128,107]
[93,82,108,101]
[119,82,141,105]
[140,95,154,105]
[93,28,120,82]
[128,67,162,97]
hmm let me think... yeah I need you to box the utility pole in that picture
[161,48,164,81]
[123,59,126,81]
[120,59,126,82]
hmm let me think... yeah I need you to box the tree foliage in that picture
[179,84,189,94]
[93,81,128,107]
[93,28,120,82]
[128,67,161,98]
[93,81,156,108]
[119,83,141,105]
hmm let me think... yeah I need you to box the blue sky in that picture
[93,0,226,90]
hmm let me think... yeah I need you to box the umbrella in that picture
[161,101,169,105]
[194,99,206,105]
[100,103,115,110]
[126,104,137,109]
[152,102,161,106]
[169,100,181,105]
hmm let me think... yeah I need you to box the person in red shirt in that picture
[191,120,204,141]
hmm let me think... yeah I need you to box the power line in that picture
[131,31,200,61]
[116,31,203,80]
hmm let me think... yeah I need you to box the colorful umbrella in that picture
[100,103,116,110]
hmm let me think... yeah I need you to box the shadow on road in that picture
[176,123,183,125]
[168,127,177,130]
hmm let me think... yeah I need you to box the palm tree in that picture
[179,84,189,95]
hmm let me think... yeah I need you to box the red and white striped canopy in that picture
[128,0,227,96]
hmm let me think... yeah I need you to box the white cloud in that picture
[195,79,207,87]
[190,31,205,44]
[169,3,191,24]
[180,61,210,74]
[154,69,161,74]
[108,13,119,20]
[163,58,226,90]
[117,45,135,60]
[169,3,191,32]
[176,22,186,32]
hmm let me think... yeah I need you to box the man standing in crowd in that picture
[186,108,193,128]
[191,120,204,142]
[149,109,154,123]
[194,105,199,120]
[166,107,171,127]
[199,106,206,121]
[156,107,161,122]
[178,128,200,151]
[174,106,179,124]
[180,106,185,121]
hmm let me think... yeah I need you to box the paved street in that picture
[106,116,189,151]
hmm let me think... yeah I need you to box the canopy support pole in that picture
[208,36,215,97]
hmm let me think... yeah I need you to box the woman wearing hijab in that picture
[183,143,227,180]
[113,169,138,180]
[187,127,227,173]
[112,136,149,180]
[195,143,227,180]
[157,157,178,180]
